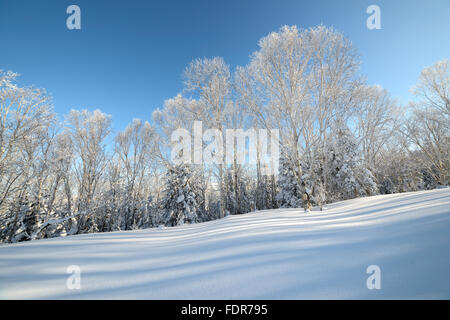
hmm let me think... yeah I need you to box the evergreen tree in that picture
[329,123,378,200]
[276,154,303,208]
[162,164,200,226]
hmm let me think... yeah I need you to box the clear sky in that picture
[0,0,449,132]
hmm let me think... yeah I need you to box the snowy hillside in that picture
[1,188,449,299]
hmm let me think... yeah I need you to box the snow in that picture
[1,188,449,299]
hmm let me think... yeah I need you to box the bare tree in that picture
[406,60,449,185]
[183,57,233,218]
[115,119,157,228]
[66,109,112,232]
[0,70,55,241]
[411,59,449,116]
[236,25,362,209]
[353,85,403,170]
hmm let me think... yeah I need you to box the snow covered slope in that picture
[1,188,449,299]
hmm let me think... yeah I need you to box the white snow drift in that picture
[1,188,449,299]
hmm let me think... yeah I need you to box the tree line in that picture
[1,25,448,243]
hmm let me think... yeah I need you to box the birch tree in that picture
[115,119,157,229]
[0,70,55,241]
[236,25,362,209]
[407,60,449,185]
[183,57,233,218]
[66,109,112,233]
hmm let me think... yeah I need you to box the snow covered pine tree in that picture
[162,164,200,226]
[329,123,378,200]
[276,154,303,208]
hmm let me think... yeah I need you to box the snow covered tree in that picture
[276,153,303,208]
[405,60,449,186]
[225,167,254,214]
[114,119,157,229]
[329,126,359,199]
[66,109,112,233]
[0,70,56,242]
[236,25,362,210]
[354,85,402,171]
[2,30,448,244]
[184,57,233,218]
[328,122,377,200]
[161,164,200,227]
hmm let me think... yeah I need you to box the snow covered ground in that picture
[1,188,449,299]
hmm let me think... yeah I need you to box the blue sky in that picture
[0,0,449,132]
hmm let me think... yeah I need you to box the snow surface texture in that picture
[1,188,449,299]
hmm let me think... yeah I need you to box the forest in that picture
[0,25,448,243]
